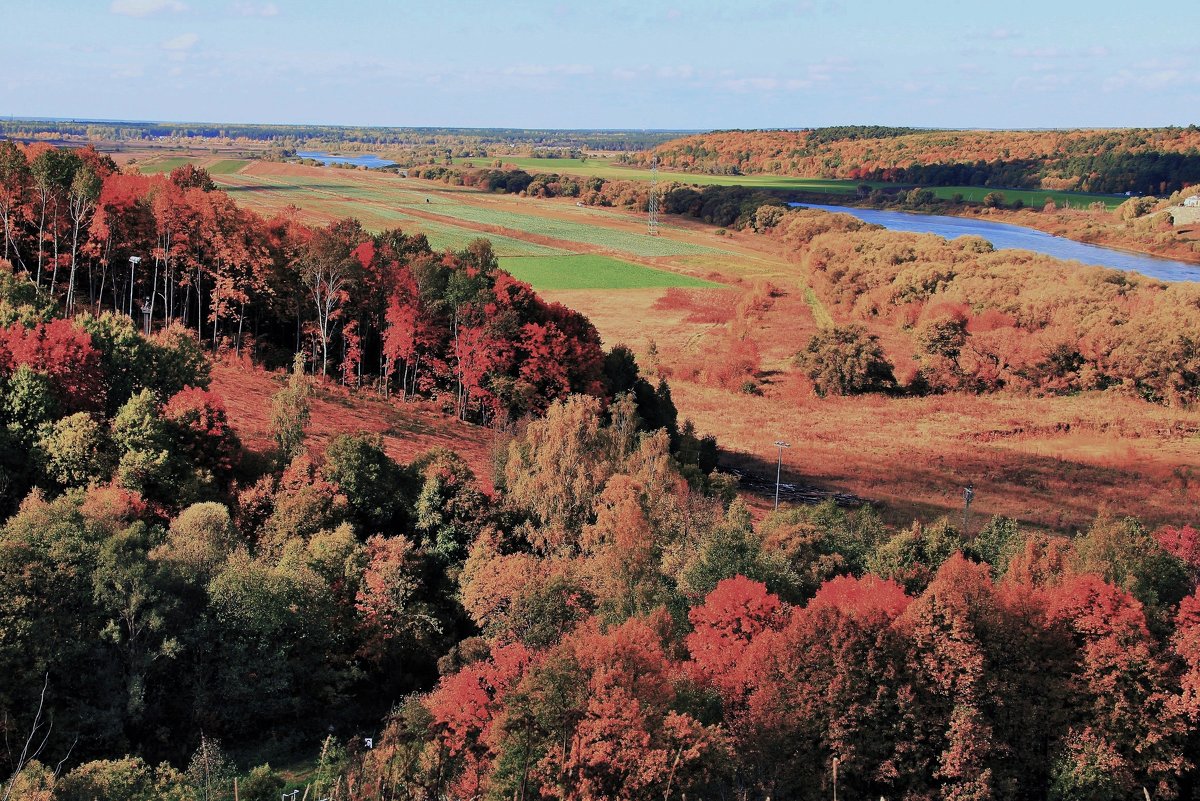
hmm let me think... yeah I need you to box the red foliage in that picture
[0,319,104,412]
[79,484,148,533]
[426,641,533,799]
[1045,574,1188,795]
[806,573,911,622]
[1174,592,1200,723]
[1156,525,1200,575]
[687,576,783,691]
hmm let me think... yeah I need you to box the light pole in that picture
[832,756,839,801]
[127,255,141,316]
[774,440,790,511]
[963,482,975,537]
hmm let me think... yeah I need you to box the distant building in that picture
[1185,195,1200,208]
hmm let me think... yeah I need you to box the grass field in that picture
[451,155,1125,210]
[418,202,724,257]
[206,159,249,174]
[135,156,248,175]
[136,157,192,174]
[218,172,570,256]
[500,254,719,290]
[217,168,729,258]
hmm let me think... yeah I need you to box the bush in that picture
[794,325,896,396]
[240,764,285,801]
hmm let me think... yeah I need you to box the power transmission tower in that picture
[647,157,660,237]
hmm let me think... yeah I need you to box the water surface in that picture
[295,150,396,169]
[791,202,1200,283]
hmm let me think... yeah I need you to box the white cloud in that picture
[110,0,187,17]
[232,2,280,16]
[161,32,199,51]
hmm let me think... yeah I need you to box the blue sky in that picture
[2,0,1197,129]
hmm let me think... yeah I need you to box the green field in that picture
[499,254,719,290]
[919,185,1120,209]
[136,157,192,174]
[451,155,1124,210]
[136,157,248,176]
[418,203,723,257]
[207,160,249,174]
[215,168,734,261]
[219,174,569,256]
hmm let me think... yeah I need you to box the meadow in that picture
[214,164,735,263]
[134,155,250,175]
[499,254,719,290]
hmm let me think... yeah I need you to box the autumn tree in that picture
[270,353,311,464]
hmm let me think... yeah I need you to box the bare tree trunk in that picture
[34,193,47,292]
[49,202,60,300]
[236,300,246,358]
[1,675,53,801]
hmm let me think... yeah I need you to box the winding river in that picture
[790,203,1200,283]
[294,150,396,168]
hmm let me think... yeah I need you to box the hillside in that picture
[210,362,497,488]
[643,126,1200,194]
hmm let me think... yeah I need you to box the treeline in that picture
[1,121,683,152]
[763,208,1200,405]
[408,164,647,207]
[0,141,627,425]
[4,328,1200,800]
[408,164,794,229]
[854,151,1200,195]
[643,127,1200,194]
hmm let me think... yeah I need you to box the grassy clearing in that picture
[136,157,192,174]
[206,159,250,174]
[217,173,567,256]
[499,254,719,290]
[420,203,724,257]
[922,185,1122,210]
[219,169,731,259]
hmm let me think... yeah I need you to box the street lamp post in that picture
[774,440,790,511]
[963,482,975,537]
[127,255,141,317]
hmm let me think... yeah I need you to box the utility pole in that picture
[962,482,975,537]
[774,440,790,510]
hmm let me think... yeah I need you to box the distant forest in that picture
[0,118,687,152]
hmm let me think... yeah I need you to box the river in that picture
[294,150,396,169]
[790,203,1200,283]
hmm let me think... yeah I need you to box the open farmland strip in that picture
[499,255,720,290]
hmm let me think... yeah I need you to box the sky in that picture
[1,0,1197,130]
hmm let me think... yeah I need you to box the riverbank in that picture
[783,191,1200,269]
[789,202,1200,282]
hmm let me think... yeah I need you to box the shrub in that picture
[794,325,896,396]
[240,764,285,801]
